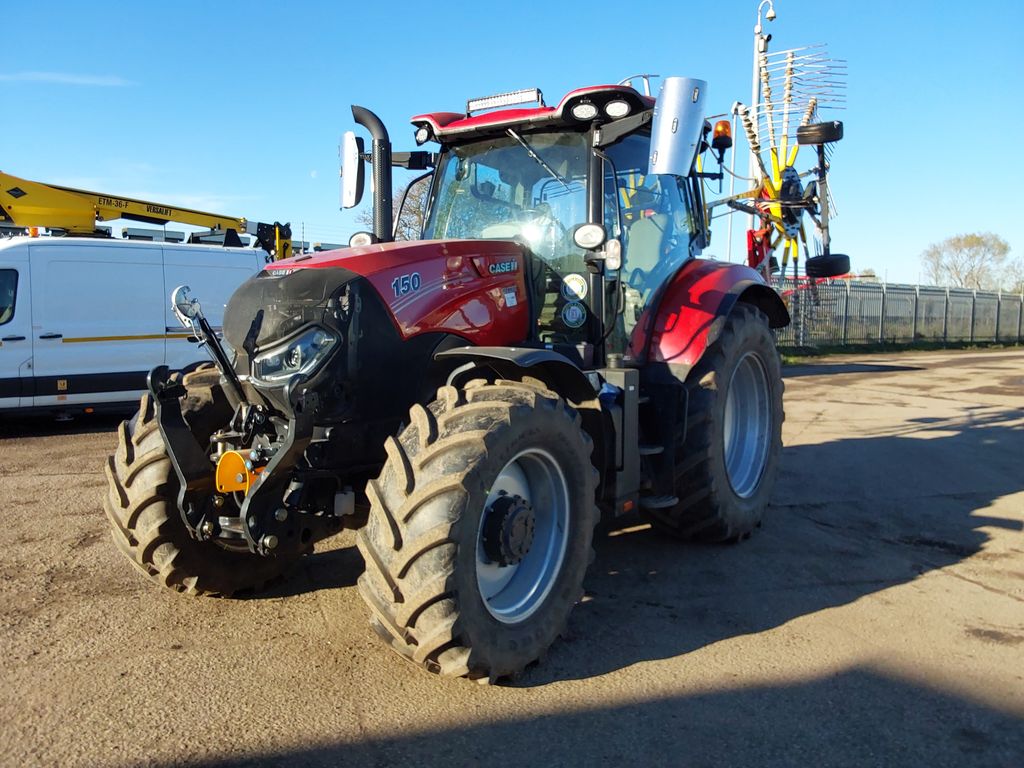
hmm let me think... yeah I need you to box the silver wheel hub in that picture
[723,351,772,499]
[476,448,569,625]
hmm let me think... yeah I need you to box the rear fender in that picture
[630,259,789,379]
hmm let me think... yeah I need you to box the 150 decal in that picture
[391,272,422,297]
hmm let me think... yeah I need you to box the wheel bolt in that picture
[200,521,215,536]
[261,534,279,550]
[213,495,225,508]
[274,508,288,522]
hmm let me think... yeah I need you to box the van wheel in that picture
[103,371,297,596]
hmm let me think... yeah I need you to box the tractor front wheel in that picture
[104,368,299,596]
[645,303,784,542]
[356,379,599,681]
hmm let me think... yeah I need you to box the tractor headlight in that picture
[252,327,338,384]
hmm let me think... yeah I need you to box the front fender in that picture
[434,346,596,405]
[630,258,789,375]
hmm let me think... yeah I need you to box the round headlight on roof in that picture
[605,100,631,118]
[415,125,431,145]
[570,102,599,121]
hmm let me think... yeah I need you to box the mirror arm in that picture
[392,151,437,170]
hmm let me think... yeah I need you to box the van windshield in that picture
[0,269,16,325]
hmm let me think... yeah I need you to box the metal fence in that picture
[774,280,1024,348]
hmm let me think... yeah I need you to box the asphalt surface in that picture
[0,348,1022,768]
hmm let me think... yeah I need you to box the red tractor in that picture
[105,77,844,681]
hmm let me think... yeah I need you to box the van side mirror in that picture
[340,132,365,209]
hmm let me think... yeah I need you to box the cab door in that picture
[0,252,33,409]
[29,242,165,408]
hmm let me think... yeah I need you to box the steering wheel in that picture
[519,205,568,257]
[627,267,647,290]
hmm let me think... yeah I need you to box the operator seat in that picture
[625,212,669,285]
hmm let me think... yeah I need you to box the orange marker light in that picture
[712,120,733,153]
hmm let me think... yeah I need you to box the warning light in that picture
[712,120,733,152]
[28,227,39,238]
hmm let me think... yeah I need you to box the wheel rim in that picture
[722,351,772,498]
[476,448,570,624]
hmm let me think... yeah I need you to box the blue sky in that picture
[2,0,1021,284]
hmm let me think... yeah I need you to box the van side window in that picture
[0,269,17,326]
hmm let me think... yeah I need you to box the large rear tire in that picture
[103,368,298,596]
[645,303,784,542]
[356,380,599,681]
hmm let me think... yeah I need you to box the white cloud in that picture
[0,71,133,87]
[310,170,318,179]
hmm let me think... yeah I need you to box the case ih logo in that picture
[488,260,518,275]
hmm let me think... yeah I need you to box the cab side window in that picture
[0,269,17,326]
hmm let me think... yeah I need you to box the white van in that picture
[0,236,265,414]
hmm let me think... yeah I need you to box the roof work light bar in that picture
[466,88,544,115]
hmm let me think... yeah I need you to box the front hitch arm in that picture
[170,285,247,408]
[149,365,220,538]
[238,380,319,556]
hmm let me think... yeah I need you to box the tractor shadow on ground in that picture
[515,409,1023,687]
[189,666,1024,768]
[244,544,365,599]
[783,362,924,377]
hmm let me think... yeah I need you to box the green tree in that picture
[920,233,1014,290]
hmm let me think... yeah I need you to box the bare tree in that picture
[355,178,431,241]
[858,268,880,283]
[920,233,1013,290]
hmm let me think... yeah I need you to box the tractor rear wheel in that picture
[645,303,784,542]
[356,379,599,681]
[104,367,298,596]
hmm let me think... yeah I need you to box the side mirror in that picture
[171,285,201,329]
[340,131,365,209]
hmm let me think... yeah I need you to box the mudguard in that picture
[630,258,789,376]
[435,346,596,405]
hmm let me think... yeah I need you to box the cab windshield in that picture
[422,130,590,278]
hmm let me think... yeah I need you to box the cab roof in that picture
[410,85,654,141]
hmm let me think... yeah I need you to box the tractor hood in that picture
[249,238,531,345]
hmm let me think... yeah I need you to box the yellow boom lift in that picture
[0,170,291,260]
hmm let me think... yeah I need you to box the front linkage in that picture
[152,288,344,559]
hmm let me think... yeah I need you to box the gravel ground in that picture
[0,348,1021,768]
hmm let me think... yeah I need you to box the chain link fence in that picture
[774,280,1024,348]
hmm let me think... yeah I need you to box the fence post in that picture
[943,288,949,342]
[995,290,1001,342]
[1019,293,1023,343]
[969,290,976,343]
[842,280,850,344]
[878,284,886,343]
[912,286,919,341]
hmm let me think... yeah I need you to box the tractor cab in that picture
[342,79,715,365]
